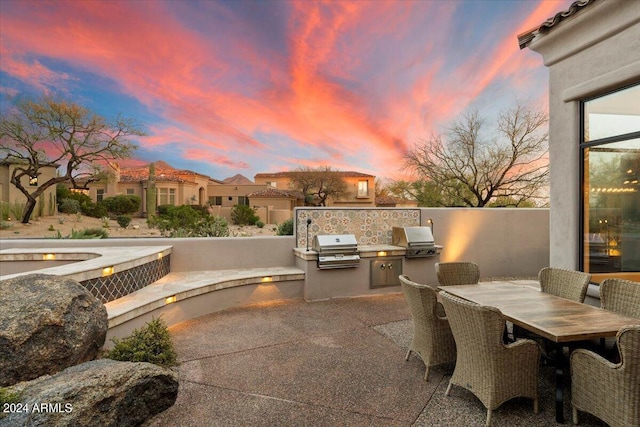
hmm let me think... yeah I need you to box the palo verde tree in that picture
[404,101,549,207]
[288,166,348,206]
[0,96,143,223]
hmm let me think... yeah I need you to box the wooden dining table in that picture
[437,280,640,424]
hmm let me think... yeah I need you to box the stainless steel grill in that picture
[312,234,360,269]
[392,226,441,258]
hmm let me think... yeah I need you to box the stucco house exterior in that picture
[519,0,639,283]
[0,160,58,219]
[254,171,376,207]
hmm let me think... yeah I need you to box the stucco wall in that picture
[1,208,549,278]
[528,0,640,270]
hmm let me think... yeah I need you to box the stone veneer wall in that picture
[81,255,171,303]
[294,208,421,248]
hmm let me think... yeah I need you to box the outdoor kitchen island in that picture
[294,242,443,301]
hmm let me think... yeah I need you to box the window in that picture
[126,188,134,195]
[357,180,369,197]
[266,181,276,188]
[581,83,640,281]
[238,196,249,206]
[96,189,105,203]
[159,188,176,205]
[29,176,38,186]
[209,196,222,206]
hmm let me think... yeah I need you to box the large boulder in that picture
[1,359,179,427]
[0,274,108,386]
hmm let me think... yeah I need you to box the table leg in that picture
[554,343,566,424]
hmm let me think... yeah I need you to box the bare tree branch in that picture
[403,101,549,207]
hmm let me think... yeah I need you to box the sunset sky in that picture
[0,0,571,182]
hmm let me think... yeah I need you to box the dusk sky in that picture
[0,0,571,182]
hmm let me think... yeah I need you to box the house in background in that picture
[254,171,376,207]
[519,0,639,282]
[81,161,220,217]
[0,159,58,219]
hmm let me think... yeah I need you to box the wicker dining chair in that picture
[440,291,540,427]
[539,267,591,302]
[571,325,640,427]
[435,262,480,286]
[515,267,592,350]
[600,278,640,319]
[399,275,456,381]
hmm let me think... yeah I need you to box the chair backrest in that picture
[399,275,439,322]
[435,262,480,286]
[600,278,640,319]
[539,267,591,302]
[617,325,640,374]
[439,291,505,355]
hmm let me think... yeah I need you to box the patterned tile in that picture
[81,255,171,303]
[295,208,421,248]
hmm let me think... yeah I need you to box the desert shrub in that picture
[276,218,294,236]
[70,227,109,239]
[156,204,173,216]
[100,195,140,215]
[188,204,209,216]
[58,198,81,214]
[0,202,10,220]
[82,202,108,218]
[149,205,230,237]
[57,184,105,218]
[255,220,265,228]
[230,204,259,226]
[194,215,229,237]
[116,215,132,228]
[105,317,177,368]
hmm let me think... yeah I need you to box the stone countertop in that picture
[294,244,443,260]
[0,246,173,282]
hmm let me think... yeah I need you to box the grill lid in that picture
[313,234,358,253]
[392,226,434,248]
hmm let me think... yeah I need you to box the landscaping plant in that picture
[105,317,177,368]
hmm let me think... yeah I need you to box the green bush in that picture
[276,218,294,236]
[52,227,109,239]
[148,205,230,237]
[116,215,132,228]
[230,204,259,225]
[194,215,229,237]
[255,220,265,228]
[82,202,108,218]
[58,198,81,214]
[101,195,141,215]
[105,317,177,368]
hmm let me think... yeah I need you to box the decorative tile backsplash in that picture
[295,208,421,248]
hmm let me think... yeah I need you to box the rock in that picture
[1,359,179,427]
[0,274,107,387]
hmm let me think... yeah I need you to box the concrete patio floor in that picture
[145,293,606,427]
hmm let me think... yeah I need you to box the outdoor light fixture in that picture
[306,218,312,251]
[102,266,115,276]
[157,252,164,260]
[261,276,273,283]
[165,295,177,304]
[42,253,56,261]
[377,251,388,257]
[427,218,435,236]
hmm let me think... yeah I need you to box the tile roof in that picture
[223,174,254,185]
[518,0,598,49]
[119,161,221,184]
